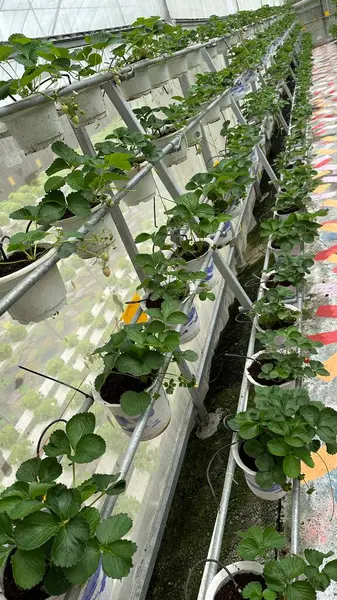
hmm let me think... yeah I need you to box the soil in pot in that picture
[264,274,293,290]
[4,558,48,600]
[258,315,296,330]
[0,249,45,277]
[215,573,265,600]
[100,372,154,405]
[146,297,163,309]
[248,358,285,386]
[172,241,209,262]
[276,206,300,216]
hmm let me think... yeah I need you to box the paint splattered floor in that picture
[299,41,337,590]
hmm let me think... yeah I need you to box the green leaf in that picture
[72,433,106,464]
[39,457,63,483]
[67,191,91,217]
[304,549,332,568]
[38,201,65,223]
[46,484,82,520]
[287,581,316,600]
[96,514,132,545]
[51,516,90,567]
[102,540,137,578]
[243,582,263,599]
[16,458,41,482]
[0,546,13,568]
[11,549,45,590]
[120,391,151,416]
[29,482,56,499]
[51,141,83,165]
[65,540,100,585]
[66,412,95,451]
[46,157,69,176]
[0,45,13,61]
[0,496,22,514]
[91,473,119,491]
[283,454,301,478]
[10,500,44,520]
[44,176,65,193]
[326,442,337,454]
[116,354,149,377]
[323,559,337,581]
[263,590,277,600]
[15,512,60,550]
[293,448,314,468]
[263,526,286,550]
[237,538,260,560]
[165,311,188,325]
[239,422,261,439]
[104,152,132,171]
[307,571,330,591]
[44,565,71,595]
[255,453,275,472]
[267,439,290,457]
[66,171,85,191]
[80,507,100,537]
[44,430,71,458]
[244,440,264,458]
[255,471,274,490]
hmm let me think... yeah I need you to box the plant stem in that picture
[72,462,76,488]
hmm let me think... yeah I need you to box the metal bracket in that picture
[201,47,218,72]
[213,250,252,310]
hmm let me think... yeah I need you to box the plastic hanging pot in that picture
[201,103,221,125]
[0,563,52,600]
[0,245,66,324]
[206,561,264,600]
[187,49,202,69]
[92,383,171,441]
[255,304,300,339]
[232,442,287,501]
[216,39,228,55]
[119,67,152,101]
[153,130,188,167]
[245,350,296,390]
[206,45,217,59]
[185,118,202,147]
[168,55,188,79]
[261,270,297,303]
[64,85,106,126]
[147,61,170,89]
[1,98,63,155]
[54,205,116,260]
[182,240,218,289]
[219,90,231,111]
[180,299,200,344]
[268,239,301,260]
[113,167,156,206]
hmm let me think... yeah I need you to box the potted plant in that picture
[133,105,189,167]
[0,230,67,324]
[95,127,159,206]
[250,287,300,333]
[0,34,68,154]
[10,141,122,263]
[232,385,337,499]
[261,211,326,257]
[206,524,337,599]
[245,327,329,389]
[165,193,231,288]
[92,318,198,440]
[262,253,314,298]
[0,412,137,599]
[113,17,173,98]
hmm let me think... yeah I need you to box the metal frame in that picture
[197,37,304,600]
[0,19,297,600]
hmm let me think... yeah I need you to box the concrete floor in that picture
[299,41,337,599]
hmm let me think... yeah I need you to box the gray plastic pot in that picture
[187,49,202,69]
[168,55,188,78]
[114,168,156,206]
[153,130,188,167]
[65,85,106,126]
[2,99,63,155]
[245,350,295,390]
[148,61,170,88]
[232,442,287,501]
[201,103,221,125]
[119,68,151,100]
[186,118,202,147]
[0,245,66,324]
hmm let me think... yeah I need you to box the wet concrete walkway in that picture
[299,42,337,592]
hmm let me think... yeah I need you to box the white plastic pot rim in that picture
[206,561,263,600]
[0,245,55,285]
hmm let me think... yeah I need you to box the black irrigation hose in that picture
[18,364,91,398]
[36,418,67,455]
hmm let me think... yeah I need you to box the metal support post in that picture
[179,72,191,97]
[213,251,252,310]
[230,95,246,125]
[178,358,209,424]
[102,81,182,199]
[71,124,146,281]
[201,47,218,72]
[282,80,293,101]
[277,109,289,134]
[289,66,296,80]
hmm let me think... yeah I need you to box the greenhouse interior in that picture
[2,0,337,599]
